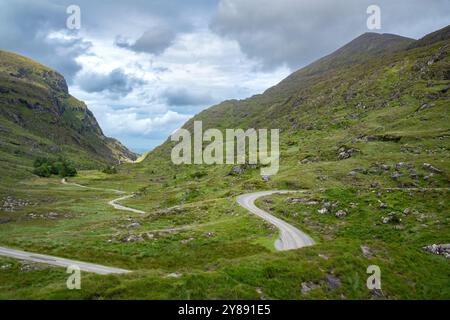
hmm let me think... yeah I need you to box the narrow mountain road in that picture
[237,191,315,251]
[108,195,145,214]
[62,178,145,214]
[0,246,130,274]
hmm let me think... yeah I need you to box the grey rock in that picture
[391,172,402,180]
[318,207,328,214]
[361,245,372,258]
[335,210,347,218]
[126,223,141,229]
[228,166,243,176]
[423,244,450,259]
[166,272,182,278]
[124,234,144,242]
[301,281,320,296]
[422,163,442,174]
[325,274,341,291]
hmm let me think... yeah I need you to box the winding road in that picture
[1,181,445,272]
[0,246,130,274]
[0,182,314,273]
[237,191,314,250]
[62,178,145,214]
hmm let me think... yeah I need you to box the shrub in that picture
[33,164,52,177]
[32,157,77,178]
[102,165,118,174]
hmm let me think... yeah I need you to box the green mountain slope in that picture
[146,27,448,183]
[0,50,137,180]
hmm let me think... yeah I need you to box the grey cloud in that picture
[116,24,176,54]
[77,69,145,99]
[211,0,450,70]
[164,88,215,107]
[0,0,218,81]
[0,0,91,83]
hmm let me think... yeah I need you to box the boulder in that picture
[325,274,341,291]
[301,281,320,296]
[423,244,450,259]
[422,163,442,174]
[335,210,347,218]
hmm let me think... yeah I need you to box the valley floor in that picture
[0,165,448,299]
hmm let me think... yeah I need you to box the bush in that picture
[33,164,52,178]
[102,165,117,174]
[33,157,77,178]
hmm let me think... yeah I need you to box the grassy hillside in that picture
[0,27,448,300]
[0,50,137,182]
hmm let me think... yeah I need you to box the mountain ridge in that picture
[0,50,137,179]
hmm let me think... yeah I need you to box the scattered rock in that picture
[19,261,51,272]
[286,197,317,204]
[317,207,328,214]
[395,162,412,170]
[27,212,68,220]
[158,206,184,215]
[126,223,141,229]
[1,196,32,212]
[391,172,402,180]
[423,244,450,259]
[335,210,347,218]
[181,237,195,244]
[228,166,243,176]
[318,254,329,260]
[205,232,214,238]
[361,245,373,258]
[422,163,442,174]
[124,234,144,242]
[0,264,12,270]
[403,208,411,216]
[325,274,341,291]
[301,281,320,296]
[165,272,182,278]
[416,103,434,112]
[338,147,360,160]
[378,201,388,209]
[381,212,401,224]
[371,289,386,300]
[47,212,59,219]
[261,175,270,182]
[416,213,429,222]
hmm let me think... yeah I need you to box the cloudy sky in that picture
[1,0,449,153]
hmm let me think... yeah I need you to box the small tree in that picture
[33,164,52,177]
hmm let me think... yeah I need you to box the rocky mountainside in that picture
[0,50,137,179]
[147,25,449,177]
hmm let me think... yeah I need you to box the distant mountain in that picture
[0,50,137,178]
